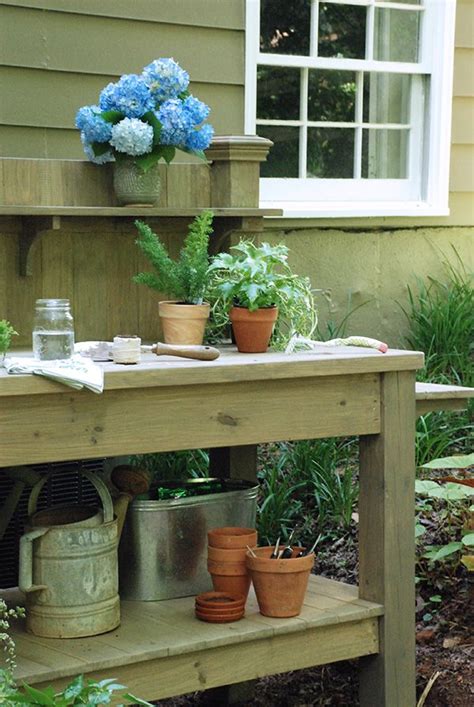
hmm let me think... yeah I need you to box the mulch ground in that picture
[155,529,473,706]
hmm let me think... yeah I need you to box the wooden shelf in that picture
[9,575,382,702]
[0,206,282,276]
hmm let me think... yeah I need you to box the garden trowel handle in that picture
[149,342,220,361]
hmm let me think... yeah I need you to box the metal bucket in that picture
[19,471,120,638]
[119,479,258,600]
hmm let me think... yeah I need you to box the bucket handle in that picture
[27,470,114,524]
[19,527,49,594]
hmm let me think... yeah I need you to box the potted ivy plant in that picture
[207,240,316,353]
[133,210,213,344]
[0,320,18,363]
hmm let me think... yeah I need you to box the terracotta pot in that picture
[207,559,251,600]
[245,546,314,618]
[207,546,248,563]
[208,527,258,549]
[195,591,245,612]
[229,306,278,353]
[158,301,210,345]
[195,607,244,623]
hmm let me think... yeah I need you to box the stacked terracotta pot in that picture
[207,526,257,603]
[195,590,246,623]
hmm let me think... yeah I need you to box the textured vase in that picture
[113,159,161,206]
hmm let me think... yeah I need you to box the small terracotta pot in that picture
[207,559,251,600]
[195,591,245,612]
[158,301,210,345]
[208,527,258,549]
[229,306,278,353]
[195,607,244,623]
[245,546,314,618]
[207,546,248,563]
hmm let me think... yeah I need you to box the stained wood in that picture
[0,372,381,465]
[8,575,381,699]
[359,371,417,707]
[416,382,474,415]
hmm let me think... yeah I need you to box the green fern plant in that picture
[0,320,18,356]
[133,210,213,304]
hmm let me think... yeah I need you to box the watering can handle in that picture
[27,470,114,524]
[19,528,49,594]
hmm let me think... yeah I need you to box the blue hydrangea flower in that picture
[99,74,154,118]
[80,133,115,164]
[185,123,214,152]
[142,58,189,104]
[75,105,112,143]
[183,95,210,126]
[156,99,192,146]
[110,118,154,156]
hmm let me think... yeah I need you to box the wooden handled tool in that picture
[111,465,151,540]
[143,342,220,361]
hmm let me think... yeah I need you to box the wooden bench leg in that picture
[358,371,416,706]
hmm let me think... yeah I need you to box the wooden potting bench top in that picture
[3,345,471,705]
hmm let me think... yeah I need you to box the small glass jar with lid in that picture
[32,299,75,360]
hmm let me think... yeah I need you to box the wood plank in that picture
[416,382,474,415]
[28,620,379,700]
[359,371,417,707]
[0,0,245,31]
[453,48,474,97]
[0,348,424,397]
[455,0,474,49]
[0,206,280,217]
[0,6,244,84]
[0,373,381,465]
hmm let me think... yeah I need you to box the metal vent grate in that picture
[0,459,105,589]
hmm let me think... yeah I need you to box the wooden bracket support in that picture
[19,216,61,277]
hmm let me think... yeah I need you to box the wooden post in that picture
[358,371,417,706]
[206,136,273,208]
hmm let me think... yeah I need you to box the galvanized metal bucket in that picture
[19,471,120,638]
[119,479,258,601]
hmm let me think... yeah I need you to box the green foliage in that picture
[257,437,358,544]
[415,411,472,468]
[133,211,213,303]
[129,449,209,484]
[0,320,18,354]
[5,674,153,706]
[402,248,473,386]
[207,240,317,350]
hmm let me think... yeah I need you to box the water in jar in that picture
[32,330,75,360]
[32,299,75,360]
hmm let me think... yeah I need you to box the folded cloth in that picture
[3,354,104,394]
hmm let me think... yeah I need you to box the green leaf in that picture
[461,532,474,547]
[429,594,442,603]
[415,479,474,501]
[421,453,474,470]
[423,541,463,561]
[142,111,162,145]
[415,522,426,539]
[21,683,56,705]
[63,675,84,699]
[123,694,155,706]
[461,554,474,571]
[100,110,124,124]
[91,141,111,157]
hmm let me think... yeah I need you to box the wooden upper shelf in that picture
[0,206,282,218]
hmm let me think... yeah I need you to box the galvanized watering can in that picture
[19,471,120,638]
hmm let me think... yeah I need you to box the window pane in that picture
[362,129,409,178]
[258,126,300,177]
[363,73,411,124]
[257,67,300,120]
[318,3,366,59]
[260,0,310,55]
[307,128,355,178]
[374,9,419,62]
[308,70,356,123]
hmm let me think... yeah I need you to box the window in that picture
[245,0,457,217]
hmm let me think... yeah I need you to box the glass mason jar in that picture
[32,299,75,360]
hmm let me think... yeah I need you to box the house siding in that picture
[0,0,472,345]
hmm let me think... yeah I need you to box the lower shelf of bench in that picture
[11,575,383,701]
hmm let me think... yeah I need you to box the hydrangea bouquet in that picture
[75,58,214,171]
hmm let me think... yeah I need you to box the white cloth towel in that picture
[3,354,104,394]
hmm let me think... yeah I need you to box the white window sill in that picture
[260,201,450,219]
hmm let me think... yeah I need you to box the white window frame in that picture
[245,0,457,217]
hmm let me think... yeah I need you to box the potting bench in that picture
[2,344,427,706]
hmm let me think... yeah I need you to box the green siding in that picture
[0,1,245,158]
